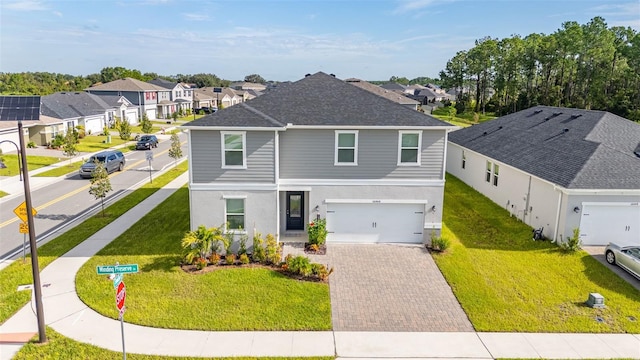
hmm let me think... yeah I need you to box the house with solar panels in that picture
[446,106,640,246]
[0,96,41,153]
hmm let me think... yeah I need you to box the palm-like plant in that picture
[181,225,223,264]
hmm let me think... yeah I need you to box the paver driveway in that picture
[284,243,474,332]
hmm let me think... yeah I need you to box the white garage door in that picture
[579,203,640,246]
[326,202,425,243]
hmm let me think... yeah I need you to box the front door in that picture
[286,191,304,230]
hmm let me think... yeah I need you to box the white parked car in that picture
[605,242,640,280]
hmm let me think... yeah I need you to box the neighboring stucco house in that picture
[193,89,216,109]
[184,72,455,244]
[85,78,167,120]
[446,106,640,246]
[345,78,420,111]
[41,92,113,136]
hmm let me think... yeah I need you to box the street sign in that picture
[13,202,37,223]
[213,87,222,93]
[19,222,28,234]
[112,273,123,289]
[115,281,126,314]
[145,151,153,161]
[97,264,139,275]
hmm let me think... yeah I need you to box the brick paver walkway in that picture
[284,243,474,332]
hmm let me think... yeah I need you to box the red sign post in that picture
[116,281,126,315]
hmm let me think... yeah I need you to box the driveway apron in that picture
[284,243,474,332]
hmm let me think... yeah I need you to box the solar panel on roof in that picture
[0,96,41,121]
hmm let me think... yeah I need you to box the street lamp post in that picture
[17,121,46,343]
[0,139,23,181]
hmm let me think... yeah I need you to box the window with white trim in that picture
[335,131,358,165]
[485,161,492,182]
[221,131,246,168]
[225,198,245,231]
[398,131,422,165]
[462,150,466,169]
[493,164,499,186]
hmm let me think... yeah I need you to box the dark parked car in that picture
[79,150,125,178]
[135,135,158,150]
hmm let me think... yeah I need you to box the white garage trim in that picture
[326,202,426,244]
[325,198,428,205]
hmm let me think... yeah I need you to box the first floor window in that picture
[335,131,358,165]
[221,132,246,168]
[486,161,492,182]
[398,131,422,165]
[226,198,245,230]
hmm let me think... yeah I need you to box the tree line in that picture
[439,17,640,121]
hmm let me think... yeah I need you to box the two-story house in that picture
[85,78,167,120]
[184,72,455,244]
[148,78,193,117]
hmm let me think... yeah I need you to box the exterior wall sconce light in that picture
[314,205,320,212]
[430,205,436,212]
[573,206,580,213]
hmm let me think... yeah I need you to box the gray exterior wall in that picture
[279,129,446,179]
[190,130,275,183]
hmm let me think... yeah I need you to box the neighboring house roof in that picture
[245,89,263,98]
[92,94,135,108]
[193,89,215,101]
[148,78,179,90]
[41,92,111,119]
[230,81,267,91]
[85,78,166,92]
[380,82,406,91]
[188,72,453,128]
[448,105,640,190]
[345,78,420,106]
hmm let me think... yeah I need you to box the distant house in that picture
[0,96,41,152]
[148,78,193,116]
[447,106,640,246]
[40,92,114,137]
[183,72,455,245]
[229,81,267,92]
[345,78,420,110]
[85,78,168,120]
[193,89,216,109]
[380,82,407,93]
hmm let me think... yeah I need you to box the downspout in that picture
[552,188,562,243]
[523,175,532,222]
[275,130,280,243]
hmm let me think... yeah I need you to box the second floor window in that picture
[398,131,422,166]
[462,150,466,169]
[335,131,358,165]
[221,132,246,168]
[486,161,492,182]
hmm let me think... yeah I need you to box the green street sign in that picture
[96,264,139,275]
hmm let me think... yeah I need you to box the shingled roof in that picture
[448,106,640,189]
[42,92,111,119]
[85,78,166,92]
[345,78,420,106]
[187,72,451,128]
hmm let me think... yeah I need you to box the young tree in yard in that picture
[171,112,178,123]
[448,106,457,121]
[88,160,112,216]
[141,113,153,134]
[168,133,182,167]
[62,130,78,162]
[118,119,131,140]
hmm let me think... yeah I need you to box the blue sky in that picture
[1,0,638,81]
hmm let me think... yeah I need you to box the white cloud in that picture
[182,13,209,21]
[3,0,47,11]
[393,0,453,14]
[53,10,62,17]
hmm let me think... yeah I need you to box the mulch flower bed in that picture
[303,243,327,255]
[180,261,328,283]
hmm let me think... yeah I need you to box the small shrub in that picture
[222,230,235,255]
[225,253,236,265]
[287,255,312,276]
[27,141,36,148]
[265,233,281,265]
[312,263,333,281]
[238,233,248,256]
[195,257,208,270]
[252,232,266,263]
[307,218,328,245]
[430,230,451,252]
[239,253,250,264]
[560,228,582,252]
[208,253,221,265]
[307,244,319,252]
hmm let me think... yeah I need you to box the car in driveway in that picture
[135,135,158,150]
[79,150,125,178]
[605,242,640,280]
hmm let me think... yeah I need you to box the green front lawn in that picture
[76,187,331,331]
[436,174,640,333]
[15,327,333,360]
[0,154,60,176]
[0,162,188,324]
[431,108,495,126]
[75,135,131,153]
[34,160,83,177]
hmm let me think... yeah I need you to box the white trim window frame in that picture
[493,163,499,186]
[397,131,422,166]
[221,131,247,169]
[485,160,492,183]
[224,196,246,233]
[334,130,358,166]
[462,150,466,169]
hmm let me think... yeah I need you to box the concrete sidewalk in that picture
[1,172,639,359]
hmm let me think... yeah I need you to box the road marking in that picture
[0,144,181,229]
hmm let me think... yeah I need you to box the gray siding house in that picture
[447,106,640,246]
[184,72,455,244]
